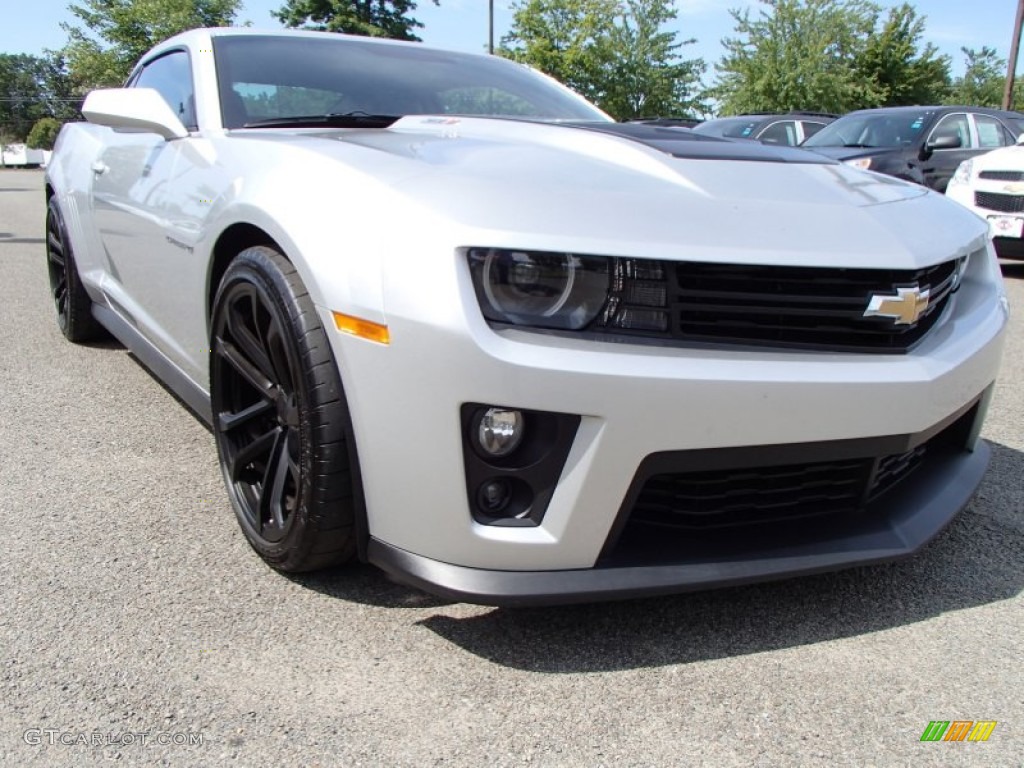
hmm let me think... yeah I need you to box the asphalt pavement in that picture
[1,168,1022,766]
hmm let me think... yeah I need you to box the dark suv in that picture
[690,112,837,146]
[801,105,1024,192]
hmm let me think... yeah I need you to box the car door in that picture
[920,113,975,191]
[799,120,828,142]
[972,113,1018,152]
[91,49,216,381]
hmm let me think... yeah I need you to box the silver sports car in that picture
[45,28,1008,605]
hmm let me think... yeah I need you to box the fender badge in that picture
[864,286,930,325]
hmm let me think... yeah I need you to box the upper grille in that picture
[975,191,1024,213]
[978,170,1024,181]
[590,258,963,353]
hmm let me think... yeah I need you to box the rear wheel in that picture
[210,246,357,571]
[46,197,103,342]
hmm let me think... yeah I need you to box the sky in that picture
[0,0,1020,83]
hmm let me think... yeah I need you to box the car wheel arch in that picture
[207,222,282,324]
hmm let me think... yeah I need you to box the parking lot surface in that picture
[1,168,1022,766]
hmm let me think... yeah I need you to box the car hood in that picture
[228,116,985,268]
[970,143,1024,171]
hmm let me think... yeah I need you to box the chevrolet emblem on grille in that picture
[864,286,930,325]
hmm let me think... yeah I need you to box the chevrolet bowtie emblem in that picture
[864,286,930,325]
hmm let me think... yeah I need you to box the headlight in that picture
[468,248,671,333]
[844,157,873,170]
[949,159,973,187]
[468,248,610,329]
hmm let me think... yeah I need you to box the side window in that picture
[134,50,196,131]
[973,114,1014,148]
[759,121,797,146]
[800,121,827,140]
[928,113,970,148]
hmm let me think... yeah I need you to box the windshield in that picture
[213,34,611,129]
[802,110,934,148]
[690,117,764,139]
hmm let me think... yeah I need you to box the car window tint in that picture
[800,121,827,139]
[803,110,931,148]
[929,113,970,148]
[212,35,609,127]
[231,84,340,123]
[690,118,761,138]
[134,50,195,130]
[440,87,536,116]
[974,114,1014,147]
[758,121,797,146]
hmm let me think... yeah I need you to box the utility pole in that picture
[489,0,495,55]
[1004,0,1024,110]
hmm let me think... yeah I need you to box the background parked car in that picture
[946,135,1024,259]
[625,117,703,129]
[689,112,837,146]
[802,105,1024,192]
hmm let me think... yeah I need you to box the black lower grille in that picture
[978,170,1024,181]
[601,401,979,566]
[632,458,871,530]
[976,191,1024,213]
[589,257,964,354]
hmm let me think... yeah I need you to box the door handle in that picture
[91,161,109,175]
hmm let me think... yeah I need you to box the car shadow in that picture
[295,440,1023,672]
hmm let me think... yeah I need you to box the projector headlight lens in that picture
[469,248,609,330]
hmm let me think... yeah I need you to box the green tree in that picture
[39,52,84,121]
[61,0,241,89]
[602,0,707,119]
[273,0,439,41]
[27,117,63,150]
[714,0,881,115]
[854,3,950,106]
[499,0,618,107]
[0,54,51,142]
[946,47,1008,107]
[500,0,705,120]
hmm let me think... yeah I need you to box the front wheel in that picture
[210,246,357,572]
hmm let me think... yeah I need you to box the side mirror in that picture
[82,88,189,140]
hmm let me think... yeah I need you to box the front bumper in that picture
[368,410,990,606]
[314,226,1007,604]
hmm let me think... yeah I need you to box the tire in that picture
[210,246,357,572]
[46,197,103,342]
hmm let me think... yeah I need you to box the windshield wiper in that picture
[241,112,401,129]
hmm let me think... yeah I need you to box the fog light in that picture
[477,408,524,457]
[477,479,511,513]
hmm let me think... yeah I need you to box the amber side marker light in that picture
[332,312,391,345]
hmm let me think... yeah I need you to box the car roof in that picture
[148,26,497,63]
[842,105,1024,119]
[705,112,836,121]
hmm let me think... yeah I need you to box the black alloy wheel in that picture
[46,197,102,342]
[210,246,357,571]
